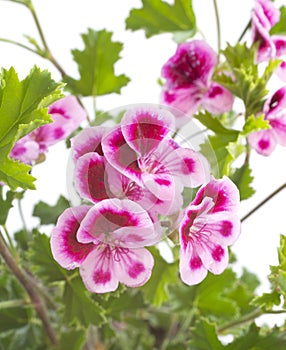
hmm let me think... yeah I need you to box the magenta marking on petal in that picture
[154,177,171,186]
[87,160,109,201]
[183,157,195,173]
[128,262,145,279]
[93,269,111,285]
[269,87,285,110]
[49,106,67,117]
[207,85,223,98]
[212,245,225,262]
[190,256,203,270]
[53,127,65,139]
[258,138,270,150]
[98,207,139,233]
[221,221,233,237]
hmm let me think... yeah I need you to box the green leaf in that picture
[0,187,14,225]
[126,0,196,40]
[27,229,67,283]
[0,66,63,190]
[251,291,281,310]
[189,319,225,350]
[63,274,106,327]
[241,114,270,136]
[58,328,86,350]
[270,6,286,35]
[196,111,239,176]
[64,29,130,97]
[225,323,286,350]
[32,195,70,225]
[231,163,255,201]
[215,43,280,116]
[141,247,178,307]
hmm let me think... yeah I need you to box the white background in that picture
[1,0,285,325]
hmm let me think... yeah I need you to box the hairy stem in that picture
[0,232,58,346]
[238,19,251,43]
[213,0,221,54]
[242,182,286,222]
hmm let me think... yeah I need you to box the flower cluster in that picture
[161,40,234,125]
[51,104,241,292]
[11,95,86,164]
[252,0,286,81]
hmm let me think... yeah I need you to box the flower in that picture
[252,0,286,81]
[179,176,240,285]
[248,87,286,156]
[101,104,209,204]
[10,95,86,164]
[161,40,233,123]
[51,199,156,293]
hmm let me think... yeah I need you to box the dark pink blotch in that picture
[128,262,145,279]
[212,245,224,262]
[190,256,203,270]
[93,269,111,285]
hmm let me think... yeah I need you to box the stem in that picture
[28,1,67,78]
[241,183,286,223]
[238,19,251,43]
[218,308,286,334]
[0,38,38,55]
[18,198,28,232]
[213,0,221,54]
[0,232,58,346]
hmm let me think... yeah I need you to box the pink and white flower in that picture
[102,105,209,204]
[11,95,87,164]
[51,199,156,293]
[179,176,240,285]
[248,87,286,156]
[252,0,286,81]
[161,40,234,122]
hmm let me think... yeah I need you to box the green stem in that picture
[238,19,251,43]
[241,183,286,222]
[218,308,286,334]
[213,0,221,54]
[0,232,58,346]
[28,1,67,78]
[18,198,28,232]
[0,37,38,55]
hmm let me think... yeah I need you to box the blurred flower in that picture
[252,0,286,81]
[161,40,233,123]
[179,176,240,285]
[248,87,286,156]
[10,95,86,164]
[51,200,155,293]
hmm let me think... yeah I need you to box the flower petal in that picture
[50,206,94,269]
[10,138,40,164]
[71,126,107,161]
[74,152,109,203]
[248,129,277,156]
[197,242,229,275]
[102,126,142,185]
[113,247,154,287]
[77,198,158,248]
[79,245,119,293]
[179,243,208,285]
[192,176,240,213]
[202,82,234,114]
[276,61,286,82]
[121,105,175,156]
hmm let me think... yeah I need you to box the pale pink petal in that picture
[160,145,210,188]
[71,126,107,161]
[77,198,157,248]
[179,243,208,285]
[276,61,286,82]
[113,247,154,287]
[50,206,94,270]
[102,126,142,185]
[197,241,229,275]
[79,245,119,293]
[248,129,277,156]
[202,82,234,114]
[271,118,286,146]
[142,172,175,201]
[36,96,86,147]
[10,139,40,164]
[161,86,201,116]
[273,36,286,57]
[121,105,175,155]
[74,152,109,203]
